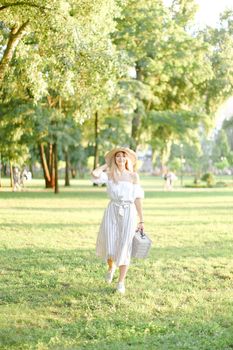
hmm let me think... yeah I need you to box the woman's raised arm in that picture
[92,164,108,178]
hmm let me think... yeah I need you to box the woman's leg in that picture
[107,258,115,271]
[118,265,128,283]
[106,258,116,283]
[116,265,128,293]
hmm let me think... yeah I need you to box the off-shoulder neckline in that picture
[108,179,138,185]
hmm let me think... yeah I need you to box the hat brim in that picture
[105,147,137,167]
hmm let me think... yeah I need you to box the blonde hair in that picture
[108,151,134,183]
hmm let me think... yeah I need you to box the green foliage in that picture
[227,151,233,167]
[169,157,181,172]
[170,141,202,173]
[113,0,215,158]
[215,158,230,170]
[202,10,233,115]
[82,113,131,159]
[0,99,33,163]
[1,0,233,175]
[0,0,121,121]
[70,144,90,177]
[145,110,204,165]
[212,130,230,163]
[201,172,216,187]
[223,115,233,152]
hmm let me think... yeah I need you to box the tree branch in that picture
[0,20,29,86]
[0,2,50,12]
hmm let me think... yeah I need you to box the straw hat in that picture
[105,147,137,167]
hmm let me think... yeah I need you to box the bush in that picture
[215,181,227,188]
[185,184,207,188]
[201,172,215,187]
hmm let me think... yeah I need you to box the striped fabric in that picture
[96,179,144,266]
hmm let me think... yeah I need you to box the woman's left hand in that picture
[137,222,144,233]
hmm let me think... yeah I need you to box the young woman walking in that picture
[92,147,144,294]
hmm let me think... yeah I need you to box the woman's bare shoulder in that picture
[106,170,111,180]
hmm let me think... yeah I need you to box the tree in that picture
[0,0,121,192]
[201,10,233,116]
[113,0,213,156]
[211,129,232,173]
[0,1,120,90]
[0,98,33,187]
[144,110,205,167]
[223,116,233,151]
[82,110,131,170]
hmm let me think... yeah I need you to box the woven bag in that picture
[132,229,152,259]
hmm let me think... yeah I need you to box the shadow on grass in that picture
[74,322,233,350]
[145,190,233,199]
[0,247,233,350]
[0,223,100,231]
[0,190,107,200]
[1,203,233,212]
[0,243,232,306]
[1,317,233,350]
[1,188,233,201]
[0,207,106,212]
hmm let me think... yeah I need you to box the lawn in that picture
[0,177,233,350]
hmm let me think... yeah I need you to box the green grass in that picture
[0,177,233,350]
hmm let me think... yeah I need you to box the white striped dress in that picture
[96,173,144,266]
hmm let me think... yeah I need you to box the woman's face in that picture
[115,152,127,167]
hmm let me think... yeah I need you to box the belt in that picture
[111,200,134,217]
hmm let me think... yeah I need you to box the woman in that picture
[92,147,144,294]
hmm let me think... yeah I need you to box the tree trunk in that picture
[39,143,51,185]
[0,153,2,188]
[46,144,53,184]
[10,162,13,189]
[64,149,70,186]
[39,143,54,188]
[53,142,59,194]
[71,168,76,179]
[93,111,99,169]
[130,63,143,151]
[46,143,55,188]
[29,162,34,178]
[2,163,7,176]
[131,111,141,151]
[0,21,29,87]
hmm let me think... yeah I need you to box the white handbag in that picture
[132,229,152,259]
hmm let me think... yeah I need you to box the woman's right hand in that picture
[137,222,144,233]
[100,164,108,170]
[92,164,107,178]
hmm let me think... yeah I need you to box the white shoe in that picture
[116,282,125,294]
[105,268,115,284]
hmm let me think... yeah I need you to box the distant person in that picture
[13,167,21,191]
[20,167,28,187]
[27,171,32,181]
[92,147,144,294]
[163,170,177,190]
[20,167,32,187]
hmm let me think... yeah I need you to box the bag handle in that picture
[136,228,146,238]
